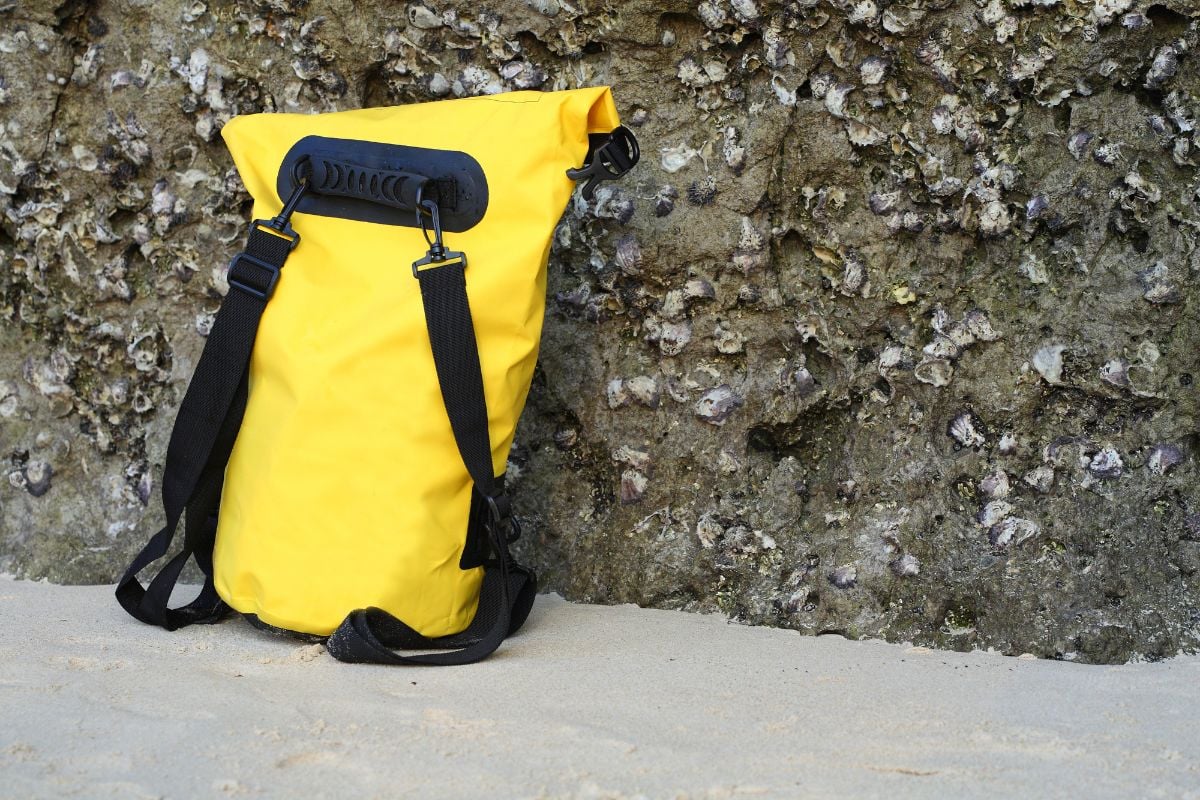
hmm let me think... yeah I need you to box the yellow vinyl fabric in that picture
[213,88,621,637]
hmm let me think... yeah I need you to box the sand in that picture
[0,575,1197,799]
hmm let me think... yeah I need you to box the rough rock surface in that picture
[1,0,1197,663]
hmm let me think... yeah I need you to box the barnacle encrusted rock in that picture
[2,0,1198,663]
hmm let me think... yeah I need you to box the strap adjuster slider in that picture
[227,253,281,300]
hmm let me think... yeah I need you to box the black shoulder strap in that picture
[324,256,537,666]
[115,222,297,629]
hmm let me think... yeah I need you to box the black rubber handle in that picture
[308,157,427,211]
[277,137,488,231]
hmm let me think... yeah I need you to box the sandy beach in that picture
[1,575,1197,799]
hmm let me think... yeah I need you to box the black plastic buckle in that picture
[256,218,302,252]
[566,125,640,200]
[504,515,522,544]
[411,195,467,277]
[227,252,282,300]
[484,493,521,544]
[251,174,309,254]
[227,179,309,299]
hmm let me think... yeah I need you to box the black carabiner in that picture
[253,168,308,251]
[416,197,444,254]
[412,190,467,277]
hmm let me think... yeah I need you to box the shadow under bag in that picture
[115,87,639,665]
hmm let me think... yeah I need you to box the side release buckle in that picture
[566,125,640,200]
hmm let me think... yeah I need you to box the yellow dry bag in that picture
[116,87,639,665]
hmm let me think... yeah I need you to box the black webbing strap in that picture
[325,259,536,666]
[114,225,295,630]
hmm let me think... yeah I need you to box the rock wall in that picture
[1,0,1197,663]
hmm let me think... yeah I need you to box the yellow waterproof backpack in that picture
[116,87,638,665]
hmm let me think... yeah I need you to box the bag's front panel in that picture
[213,88,620,636]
